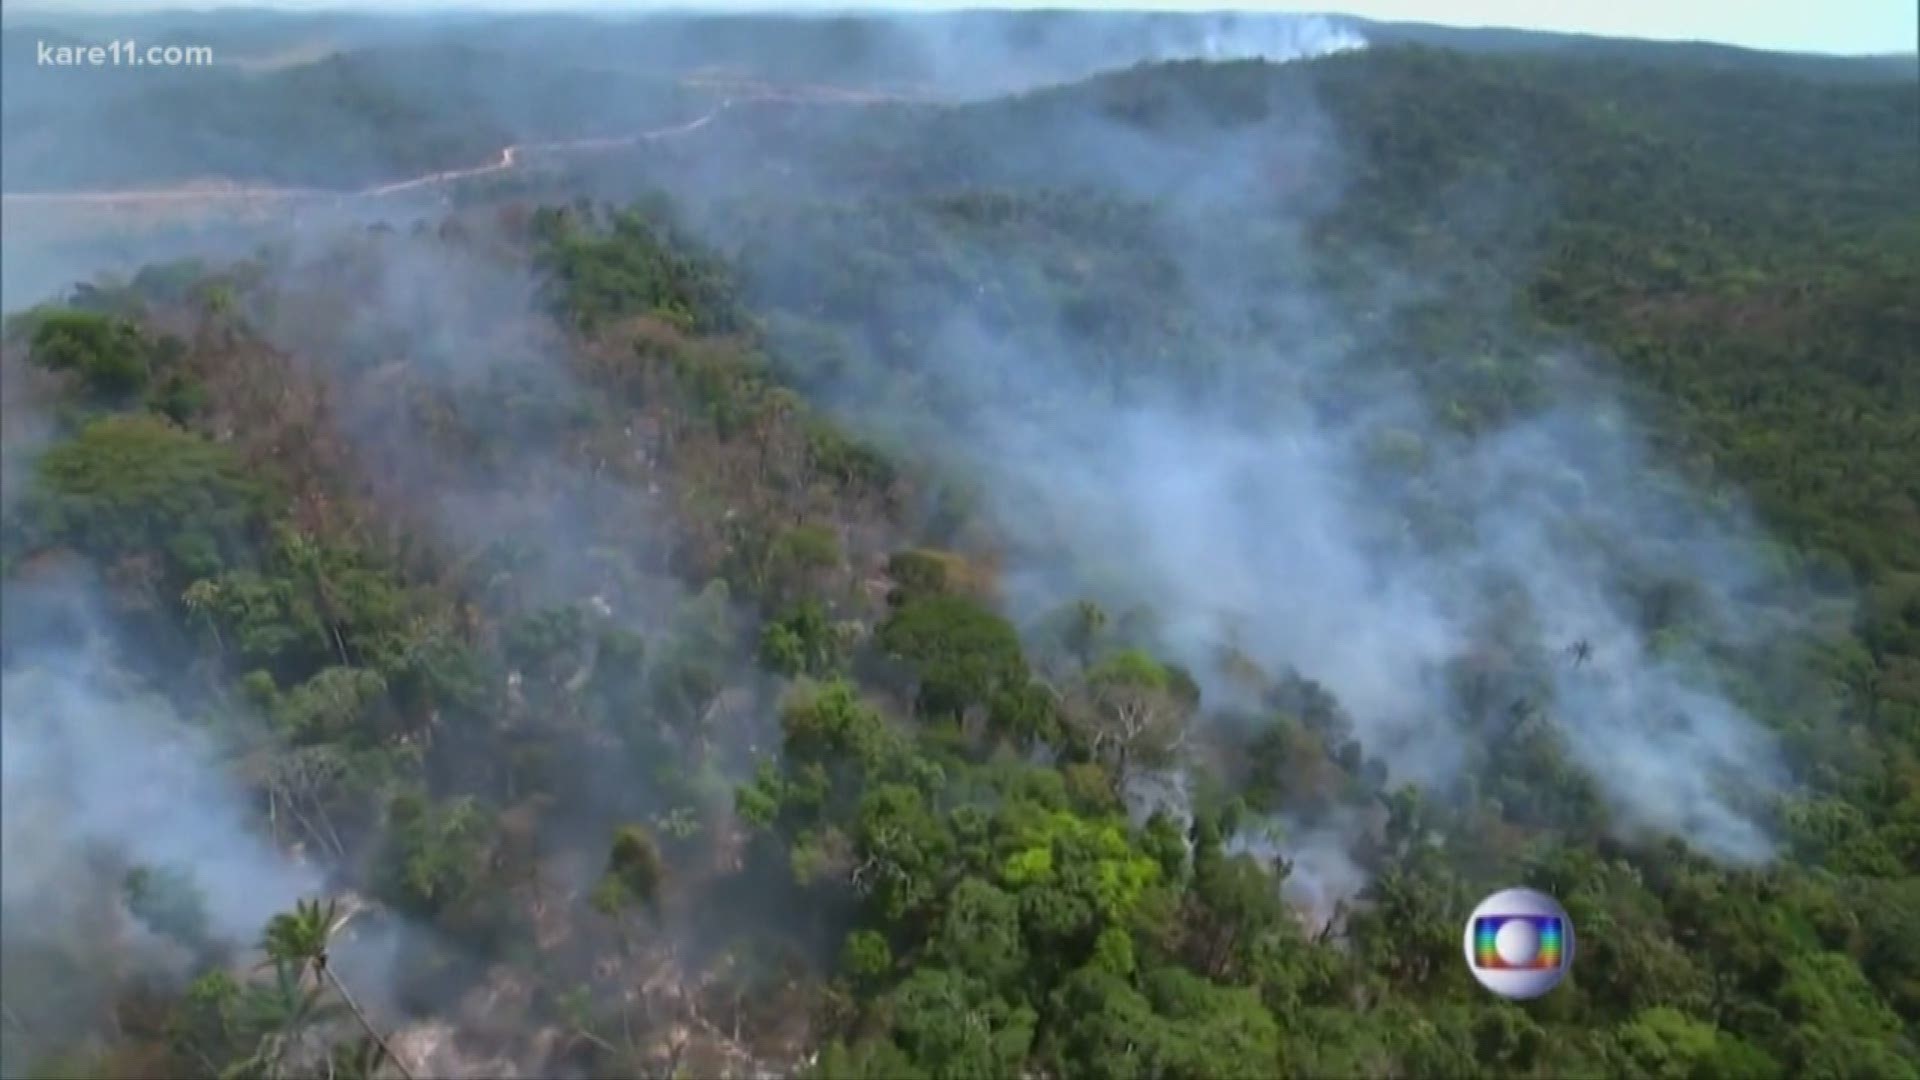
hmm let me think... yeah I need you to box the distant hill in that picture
[4,11,1918,1080]
[1,34,697,189]
[1354,19,1918,80]
[4,9,1909,190]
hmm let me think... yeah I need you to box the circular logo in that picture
[1463,887,1574,999]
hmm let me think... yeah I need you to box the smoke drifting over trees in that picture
[2,7,1916,1079]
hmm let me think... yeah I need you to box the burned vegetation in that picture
[3,17,1918,1080]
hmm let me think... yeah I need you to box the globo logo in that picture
[1464,887,1575,999]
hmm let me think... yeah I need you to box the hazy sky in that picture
[1307,0,1915,54]
[25,1,1920,55]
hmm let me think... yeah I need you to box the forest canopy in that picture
[1,11,1916,1080]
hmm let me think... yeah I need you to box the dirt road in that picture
[356,103,729,198]
[1,101,734,211]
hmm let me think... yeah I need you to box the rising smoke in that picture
[669,31,1810,872]
[0,571,323,1071]
[0,8,1835,1072]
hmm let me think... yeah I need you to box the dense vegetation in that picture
[2,15,1916,1080]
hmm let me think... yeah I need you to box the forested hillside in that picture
[2,15,1916,1080]
[0,8,1362,190]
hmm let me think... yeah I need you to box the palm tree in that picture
[324,1035,395,1080]
[213,960,335,1080]
[261,899,416,1080]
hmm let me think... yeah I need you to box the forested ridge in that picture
[0,42,704,190]
[2,23,1917,1080]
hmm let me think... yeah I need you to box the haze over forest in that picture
[1,7,1915,1079]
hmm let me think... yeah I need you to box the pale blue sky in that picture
[1285,0,1916,54]
[38,1,1920,56]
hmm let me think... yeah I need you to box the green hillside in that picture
[2,22,1916,1080]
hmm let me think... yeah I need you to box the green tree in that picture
[879,595,1028,724]
[1606,1007,1781,1080]
[842,929,894,989]
[931,877,1027,990]
[1067,650,1192,780]
[26,308,152,399]
[259,898,413,1080]
[23,414,264,585]
[592,824,666,919]
[883,968,1036,1080]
